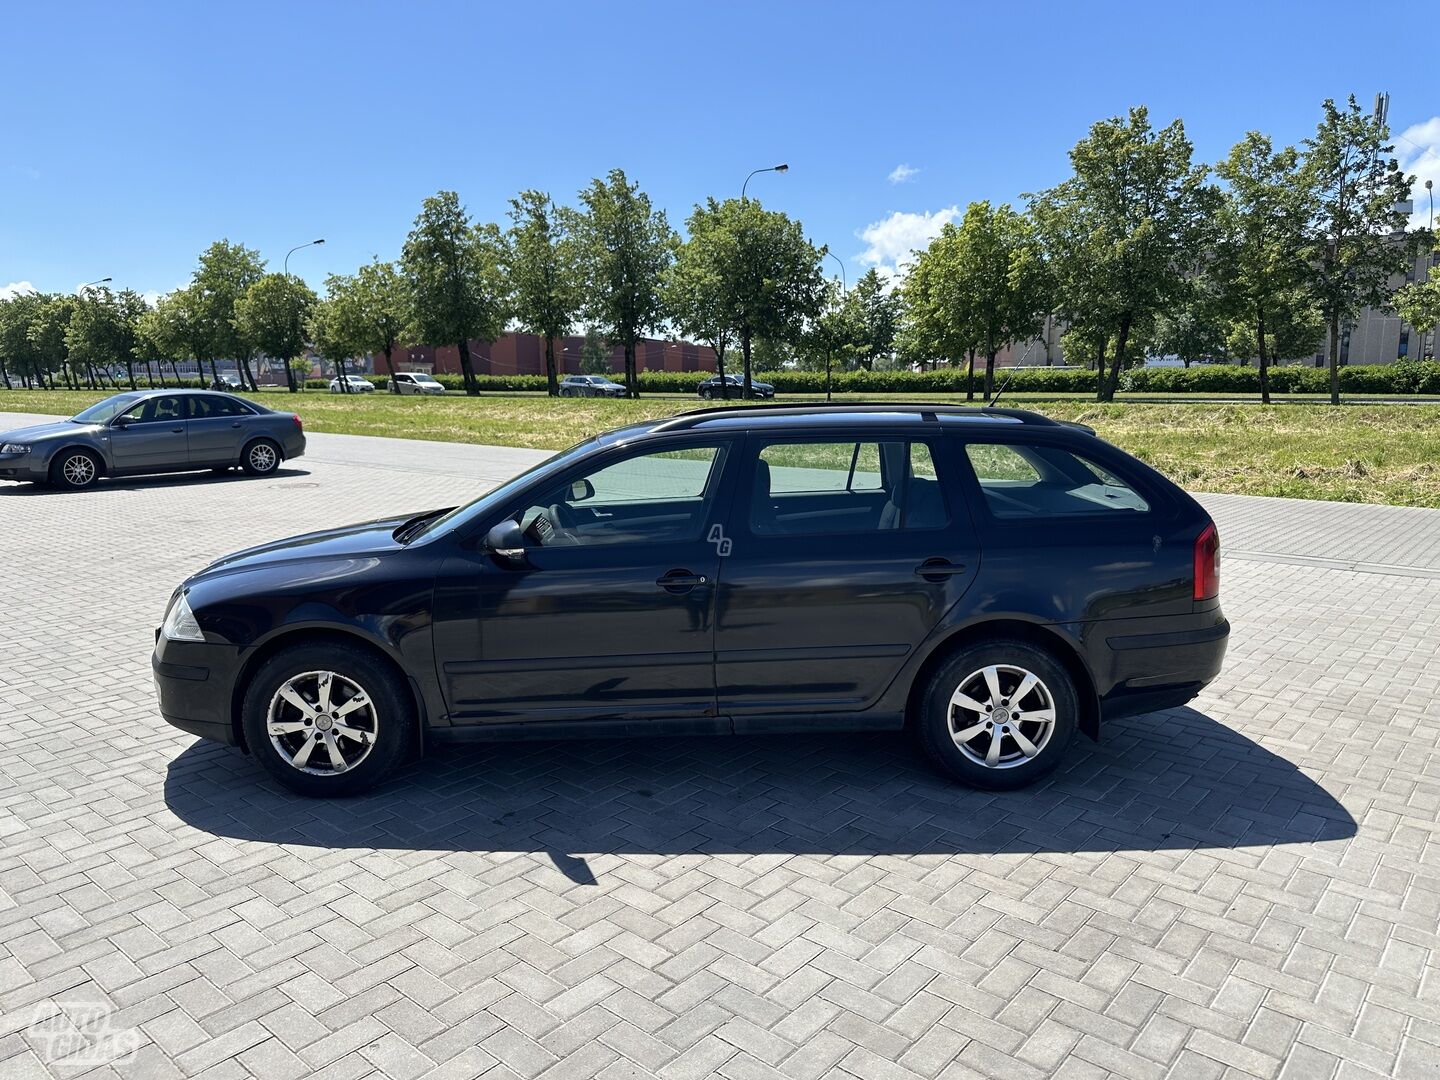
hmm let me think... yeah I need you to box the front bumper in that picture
[153,633,244,746]
[0,453,50,481]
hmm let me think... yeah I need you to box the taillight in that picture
[292,414,303,427]
[1193,522,1220,601]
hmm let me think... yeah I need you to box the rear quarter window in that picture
[963,441,1150,519]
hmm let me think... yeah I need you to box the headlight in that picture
[162,592,204,642]
[0,443,30,454]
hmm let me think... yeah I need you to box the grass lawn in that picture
[2,388,1438,508]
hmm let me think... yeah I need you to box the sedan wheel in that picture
[918,640,1076,789]
[242,643,411,796]
[51,449,100,490]
[242,439,280,476]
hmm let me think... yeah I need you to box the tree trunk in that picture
[1256,303,1270,406]
[965,348,976,402]
[284,355,298,393]
[125,362,137,391]
[714,343,728,400]
[1327,311,1341,406]
[457,339,478,395]
[984,350,997,403]
[544,334,559,396]
[381,344,398,393]
[0,359,9,390]
[1100,315,1132,403]
[622,339,639,398]
[239,356,259,392]
[337,357,350,392]
[741,326,753,400]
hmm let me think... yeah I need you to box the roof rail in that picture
[650,401,1059,432]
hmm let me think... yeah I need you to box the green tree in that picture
[0,292,49,388]
[666,196,822,399]
[1301,96,1423,403]
[310,296,361,386]
[1031,107,1217,401]
[1151,277,1229,366]
[848,268,901,370]
[666,209,737,396]
[190,240,267,389]
[578,327,611,374]
[28,295,77,388]
[67,287,145,389]
[138,292,199,386]
[1224,288,1324,364]
[234,273,318,389]
[566,169,676,397]
[505,190,581,396]
[948,201,1049,400]
[1210,132,1313,402]
[902,224,981,394]
[802,278,864,388]
[1394,259,1440,359]
[320,261,410,392]
[402,190,509,396]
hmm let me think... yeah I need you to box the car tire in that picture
[241,438,282,476]
[49,448,101,490]
[916,640,1078,790]
[700,388,712,400]
[241,642,411,797]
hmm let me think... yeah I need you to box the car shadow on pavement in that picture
[0,468,310,494]
[164,706,1355,866]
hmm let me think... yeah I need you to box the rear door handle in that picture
[914,558,968,580]
[170,427,184,433]
[656,569,707,593]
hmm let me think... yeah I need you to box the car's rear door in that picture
[433,435,740,726]
[713,428,980,719]
[185,394,251,465]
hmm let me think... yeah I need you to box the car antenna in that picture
[988,339,1036,408]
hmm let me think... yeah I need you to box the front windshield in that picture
[72,393,144,424]
[409,438,600,541]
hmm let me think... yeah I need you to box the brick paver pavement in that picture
[0,413,1436,1080]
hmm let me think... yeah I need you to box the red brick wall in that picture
[398,332,717,376]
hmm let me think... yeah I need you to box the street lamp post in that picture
[741,163,788,202]
[80,277,112,293]
[281,239,325,392]
[825,251,846,403]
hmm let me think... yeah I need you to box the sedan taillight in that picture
[292,414,303,427]
[1193,522,1220,601]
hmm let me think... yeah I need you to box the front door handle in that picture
[914,558,968,581]
[170,427,184,434]
[656,569,707,593]
[231,422,242,428]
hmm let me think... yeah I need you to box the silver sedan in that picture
[0,390,307,490]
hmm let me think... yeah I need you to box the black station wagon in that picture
[153,404,1227,797]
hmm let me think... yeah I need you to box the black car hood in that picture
[193,513,422,579]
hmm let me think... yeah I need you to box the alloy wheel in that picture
[947,664,1056,769]
[248,443,278,472]
[62,454,96,486]
[266,670,378,775]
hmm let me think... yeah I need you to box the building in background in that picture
[384,331,716,377]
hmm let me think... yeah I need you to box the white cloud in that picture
[856,205,960,279]
[1398,117,1440,230]
[0,281,36,300]
[887,163,920,185]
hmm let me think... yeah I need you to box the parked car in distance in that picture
[211,374,245,391]
[153,402,1226,797]
[391,372,447,396]
[329,374,377,394]
[699,373,775,399]
[559,374,627,398]
[0,390,305,490]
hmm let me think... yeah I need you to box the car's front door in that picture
[713,432,980,719]
[433,436,738,725]
[185,394,251,465]
[106,394,189,472]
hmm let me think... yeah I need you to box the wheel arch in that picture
[239,433,283,465]
[904,619,1101,741]
[47,442,109,477]
[229,625,427,754]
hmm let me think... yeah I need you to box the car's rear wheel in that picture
[241,642,411,797]
[699,387,712,399]
[917,640,1077,790]
[241,439,281,476]
[50,449,101,490]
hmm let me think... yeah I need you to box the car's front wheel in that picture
[50,448,101,490]
[917,640,1077,790]
[241,642,411,796]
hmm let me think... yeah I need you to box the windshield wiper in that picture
[393,508,453,544]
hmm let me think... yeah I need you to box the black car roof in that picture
[643,402,1073,435]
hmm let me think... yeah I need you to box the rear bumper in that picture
[1096,616,1229,722]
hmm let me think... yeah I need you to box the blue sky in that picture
[4,1,1438,303]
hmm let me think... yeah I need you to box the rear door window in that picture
[963,442,1150,518]
[751,439,948,535]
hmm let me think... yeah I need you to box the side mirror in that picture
[112,415,134,429]
[484,519,527,563]
[568,478,595,502]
